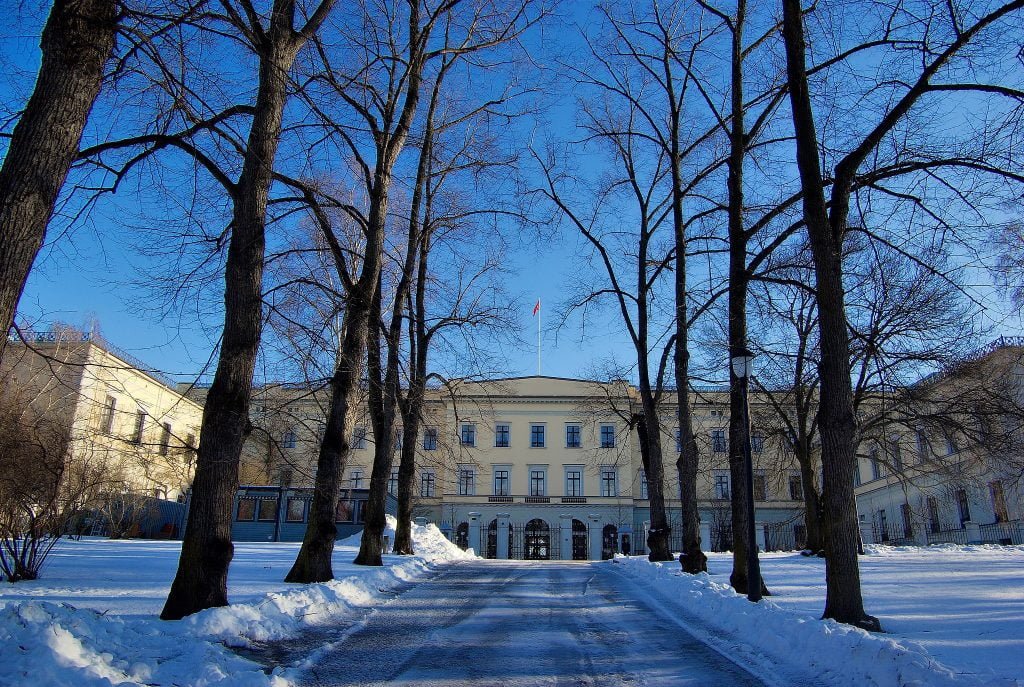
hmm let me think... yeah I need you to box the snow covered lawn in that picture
[0,519,473,687]
[611,544,1024,687]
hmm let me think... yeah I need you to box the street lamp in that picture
[731,346,762,602]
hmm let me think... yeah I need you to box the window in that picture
[349,468,363,489]
[335,499,354,523]
[565,468,582,497]
[889,438,903,471]
[495,423,510,448]
[901,503,913,539]
[991,481,1009,523]
[286,498,306,522]
[788,474,803,501]
[600,425,615,448]
[751,432,764,454]
[565,424,581,448]
[458,467,475,495]
[854,461,862,486]
[236,500,256,521]
[493,468,510,496]
[388,468,399,496]
[100,395,117,434]
[714,471,730,500]
[393,429,403,451]
[529,468,546,496]
[278,467,293,487]
[600,468,617,497]
[353,427,367,450]
[945,431,959,456]
[530,424,545,448]
[927,496,941,533]
[132,410,146,444]
[639,470,648,499]
[870,448,883,480]
[257,498,278,522]
[420,471,436,497]
[159,422,172,456]
[282,429,296,449]
[711,429,727,453]
[956,488,971,525]
[675,427,682,453]
[710,409,725,422]
[916,429,930,461]
[877,509,889,541]
[461,423,476,447]
[185,433,197,456]
[423,427,437,451]
[752,471,767,501]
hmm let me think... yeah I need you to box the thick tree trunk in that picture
[392,398,421,555]
[780,0,878,631]
[0,0,117,356]
[162,16,299,619]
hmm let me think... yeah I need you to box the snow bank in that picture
[0,519,471,687]
[609,555,1017,687]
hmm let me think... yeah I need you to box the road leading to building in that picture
[290,560,777,687]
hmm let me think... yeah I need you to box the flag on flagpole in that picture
[533,299,541,316]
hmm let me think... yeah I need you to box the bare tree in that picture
[781,0,1024,629]
[0,0,118,359]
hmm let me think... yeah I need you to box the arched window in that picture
[602,524,619,560]
[571,519,588,560]
[524,518,550,560]
[455,522,469,550]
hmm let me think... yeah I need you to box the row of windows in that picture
[856,429,966,485]
[235,497,368,524]
[460,422,617,449]
[712,471,803,502]
[99,394,195,456]
[450,465,624,497]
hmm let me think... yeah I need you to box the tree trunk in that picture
[796,443,824,554]
[637,399,672,561]
[161,14,300,619]
[287,180,388,580]
[0,0,117,357]
[780,0,878,631]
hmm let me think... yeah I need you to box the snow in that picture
[0,517,474,687]
[609,544,1024,687]
[2,523,1021,687]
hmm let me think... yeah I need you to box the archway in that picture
[524,518,550,560]
[602,524,618,560]
[571,519,588,560]
[486,519,498,558]
[455,521,469,550]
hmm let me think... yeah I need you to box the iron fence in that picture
[926,525,968,545]
[979,520,1024,544]
[871,522,918,546]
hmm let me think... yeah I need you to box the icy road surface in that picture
[293,560,776,686]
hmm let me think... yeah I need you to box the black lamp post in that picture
[731,346,762,602]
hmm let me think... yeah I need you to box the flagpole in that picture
[536,300,542,375]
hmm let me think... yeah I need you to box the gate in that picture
[572,519,588,560]
[602,524,618,559]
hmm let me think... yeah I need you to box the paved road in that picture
[290,561,771,687]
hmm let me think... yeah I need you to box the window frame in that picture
[423,427,438,451]
[495,422,511,448]
[565,424,581,449]
[600,467,617,497]
[461,423,476,447]
[599,424,616,449]
[529,467,546,496]
[564,466,583,497]
[530,424,546,448]
[458,466,475,496]
[420,470,436,498]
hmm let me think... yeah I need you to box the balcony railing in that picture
[561,497,587,504]
[524,496,550,504]
[488,496,513,503]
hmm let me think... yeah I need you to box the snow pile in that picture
[338,515,477,564]
[609,555,1016,687]
[0,520,470,687]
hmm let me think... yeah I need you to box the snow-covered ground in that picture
[0,518,473,687]
[2,530,1021,687]
[611,545,1024,687]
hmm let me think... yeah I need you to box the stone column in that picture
[468,512,482,555]
[497,513,511,559]
[965,521,982,544]
[588,514,603,560]
[559,514,573,560]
